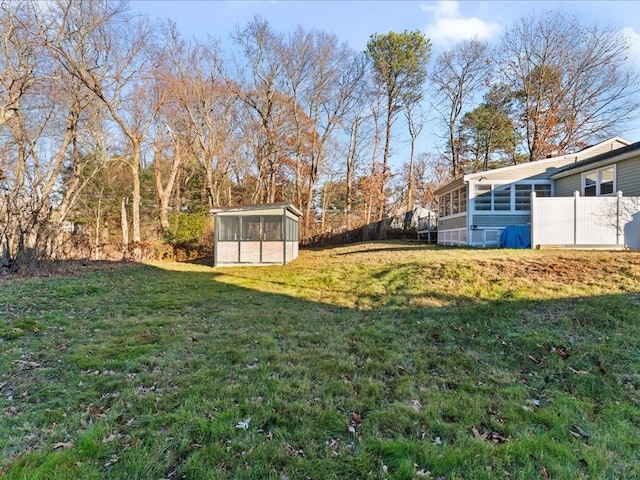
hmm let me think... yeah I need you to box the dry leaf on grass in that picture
[235,418,250,430]
[52,441,74,450]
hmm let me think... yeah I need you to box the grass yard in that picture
[1,242,640,479]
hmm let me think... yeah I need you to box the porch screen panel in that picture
[474,185,491,210]
[515,185,531,211]
[452,189,460,214]
[493,185,511,211]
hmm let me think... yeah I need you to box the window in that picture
[584,171,597,197]
[474,185,492,211]
[438,187,467,217]
[515,184,552,211]
[600,167,614,195]
[475,183,551,211]
[493,185,511,211]
[582,166,616,196]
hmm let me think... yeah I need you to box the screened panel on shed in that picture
[242,216,261,240]
[218,217,239,241]
[286,217,298,241]
[263,216,283,241]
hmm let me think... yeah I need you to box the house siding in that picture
[617,155,640,196]
[438,215,466,230]
[476,159,572,182]
[471,214,531,228]
[554,176,581,197]
[554,153,640,197]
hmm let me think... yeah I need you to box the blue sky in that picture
[131,0,640,165]
[132,0,640,61]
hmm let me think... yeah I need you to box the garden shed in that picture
[211,203,302,267]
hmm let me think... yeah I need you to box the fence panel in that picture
[531,196,575,246]
[575,196,619,245]
[531,192,640,248]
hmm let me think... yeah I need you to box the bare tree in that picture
[44,0,159,260]
[495,11,640,161]
[229,17,287,204]
[279,27,365,238]
[0,1,106,267]
[430,38,491,177]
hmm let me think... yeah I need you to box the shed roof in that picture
[210,202,303,217]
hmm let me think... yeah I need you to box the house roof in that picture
[550,140,640,179]
[210,202,303,217]
[433,136,631,196]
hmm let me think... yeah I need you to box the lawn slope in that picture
[1,242,639,479]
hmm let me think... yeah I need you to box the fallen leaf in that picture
[52,441,74,450]
[570,424,590,440]
[284,443,305,457]
[235,418,250,430]
[351,412,362,425]
[490,431,509,443]
[528,354,541,364]
[102,432,120,443]
[568,366,588,375]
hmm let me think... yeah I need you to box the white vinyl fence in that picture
[531,191,640,249]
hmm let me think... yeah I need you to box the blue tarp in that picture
[500,224,531,249]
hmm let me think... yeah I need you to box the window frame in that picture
[473,182,552,212]
[438,186,467,218]
[582,165,616,197]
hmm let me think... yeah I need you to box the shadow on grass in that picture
[1,259,639,480]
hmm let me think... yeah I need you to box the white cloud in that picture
[422,1,500,46]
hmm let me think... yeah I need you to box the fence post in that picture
[617,191,623,245]
[573,191,580,245]
[530,191,537,248]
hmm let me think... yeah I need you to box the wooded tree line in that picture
[1,0,638,267]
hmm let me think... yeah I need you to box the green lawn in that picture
[1,242,639,479]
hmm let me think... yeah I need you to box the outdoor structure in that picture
[434,137,633,248]
[416,209,437,243]
[212,203,302,267]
